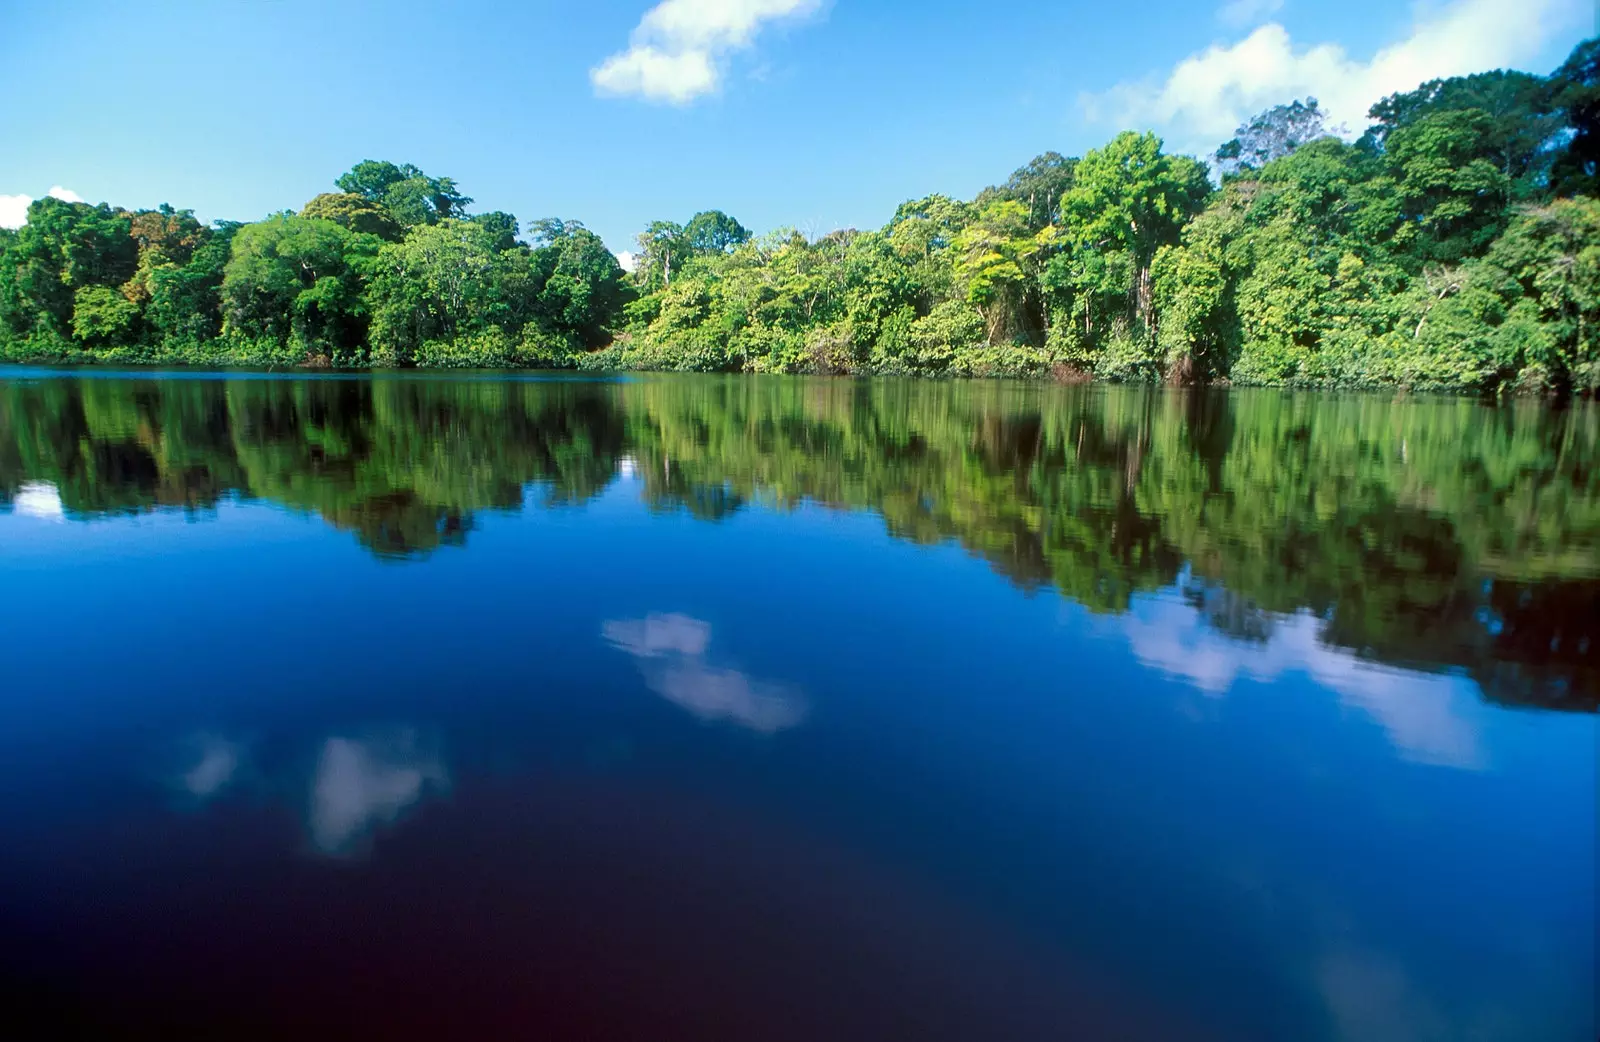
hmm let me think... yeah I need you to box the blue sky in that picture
[0,0,1592,253]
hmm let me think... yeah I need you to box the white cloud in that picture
[1081,0,1590,153]
[591,0,823,104]
[0,186,87,229]
[1218,0,1283,28]
[0,195,29,230]
[614,249,640,273]
[604,613,807,733]
[1118,596,1484,769]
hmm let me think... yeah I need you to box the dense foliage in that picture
[2,41,1597,392]
[2,373,1594,709]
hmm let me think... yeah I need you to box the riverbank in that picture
[4,336,1594,396]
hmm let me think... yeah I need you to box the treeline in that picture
[2,40,1597,391]
[2,375,1594,707]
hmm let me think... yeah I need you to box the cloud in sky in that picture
[591,0,823,104]
[1081,0,1589,153]
[0,195,31,230]
[0,186,87,229]
[604,613,808,733]
[1217,0,1283,29]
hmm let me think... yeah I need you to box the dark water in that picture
[0,369,1594,1041]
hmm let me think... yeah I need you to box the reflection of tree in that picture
[1,374,1595,706]
[0,376,627,557]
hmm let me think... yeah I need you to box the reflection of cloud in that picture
[13,481,64,521]
[308,730,447,856]
[1120,596,1483,769]
[181,735,243,799]
[1318,949,1447,1042]
[604,613,711,659]
[604,613,806,733]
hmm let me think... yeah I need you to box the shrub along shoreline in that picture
[3,40,1597,394]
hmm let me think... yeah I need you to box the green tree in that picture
[1053,132,1210,366]
[978,152,1077,231]
[1363,70,1560,195]
[0,197,136,340]
[300,193,404,241]
[634,220,688,290]
[471,211,521,251]
[1550,38,1600,197]
[684,210,751,254]
[1385,108,1510,265]
[335,160,472,228]
[367,219,517,361]
[221,215,378,356]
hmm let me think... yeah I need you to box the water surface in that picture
[0,370,1594,1040]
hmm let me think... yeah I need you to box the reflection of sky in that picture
[309,731,447,856]
[13,481,64,521]
[3,488,1590,1041]
[604,613,807,734]
[172,728,447,857]
[180,734,243,798]
[1116,592,1483,769]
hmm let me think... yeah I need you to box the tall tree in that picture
[301,193,404,241]
[1385,108,1510,264]
[1362,71,1561,196]
[685,210,751,255]
[335,161,472,228]
[0,198,135,338]
[979,152,1077,231]
[634,220,688,289]
[221,215,378,353]
[1059,132,1211,339]
[1215,98,1331,178]
[1550,37,1600,197]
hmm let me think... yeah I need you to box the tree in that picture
[953,200,1047,343]
[1215,98,1331,178]
[367,220,514,359]
[334,160,472,228]
[221,215,378,354]
[120,205,209,310]
[1550,37,1600,197]
[1362,71,1561,196]
[1385,108,1510,265]
[71,285,140,343]
[0,197,135,338]
[979,152,1077,231]
[634,220,688,289]
[685,210,751,254]
[146,221,238,342]
[300,193,403,241]
[1058,132,1211,344]
[529,223,632,348]
[471,212,520,251]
